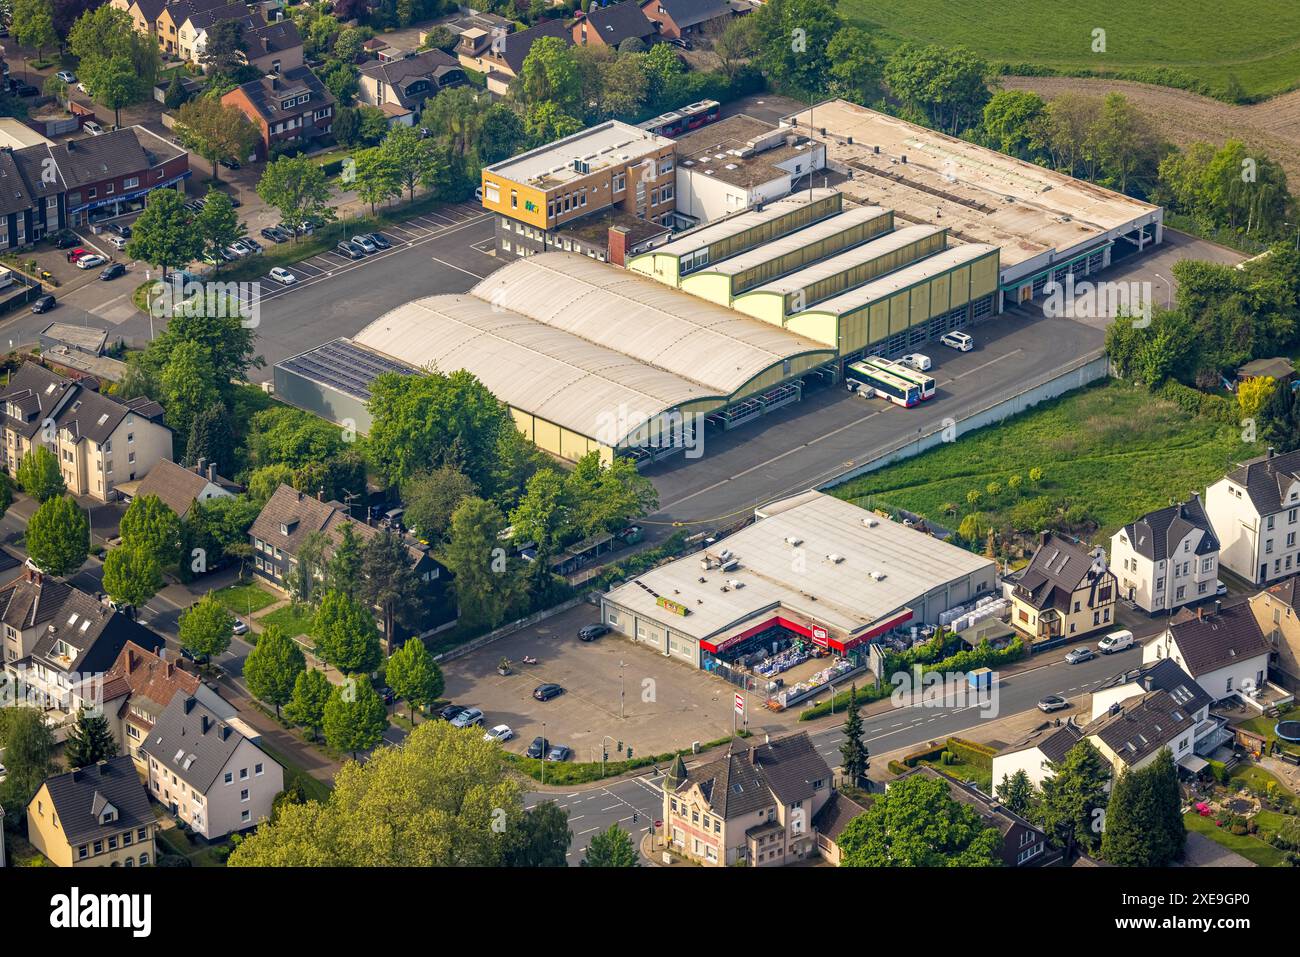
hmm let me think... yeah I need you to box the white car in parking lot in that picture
[940,331,973,352]
[483,724,514,743]
[901,353,932,371]
[269,267,297,285]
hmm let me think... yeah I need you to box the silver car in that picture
[450,707,484,728]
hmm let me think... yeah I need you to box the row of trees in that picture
[227,718,637,866]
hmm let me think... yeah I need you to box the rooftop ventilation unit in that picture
[827,554,844,564]
[785,536,803,546]
[870,571,886,581]
[728,580,744,589]
[861,517,878,528]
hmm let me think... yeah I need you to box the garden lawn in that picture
[840,0,1300,99]
[211,581,278,618]
[1183,811,1288,866]
[259,603,317,640]
[1237,707,1300,757]
[920,758,992,793]
[831,380,1259,541]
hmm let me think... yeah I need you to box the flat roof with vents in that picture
[785,99,1163,282]
[603,490,995,649]
[483,120,672,188]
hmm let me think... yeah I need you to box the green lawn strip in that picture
[1183,811,1287,866]
[920,758,992,793]
[1237,708,1300,756]
[840,0,1300,99]
[504,732,750,785]
[254,738,333,804]
[831,380,1258,541]
[258,603,317,640]
[211,581,278,618]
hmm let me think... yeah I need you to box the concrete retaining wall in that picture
[821,350,1109,491]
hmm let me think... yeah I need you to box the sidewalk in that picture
[216,674,343,785]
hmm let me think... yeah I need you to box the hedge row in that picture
[504,731,750,785]
[946,737,996,770]
[1157,381,1238,425]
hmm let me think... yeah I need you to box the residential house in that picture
[1111,495,1220,614]
[1205,447,1300,585]
[1010,531,1117,644]
[434,9,513,47]
[1089,657,1230,762]
[1,570,165,713]
[111,0,170,40]
[243,18,303,75]
[639,0,733,39]
[1249,576,1300,690]
[177,3,264,65]
[117,457,238,521]
[572,1,657,48]
[1084,689,1197,776]
[662,732,832,866]
[456,18,570,95]
[992,722,1085,790]
[249,484,450,646]
[1144,601,1272,703]
[222,66,336,159]
[26,756,158,867]
[0,362,172,502]
[144,692,283,839]
[97,641,235,770]
[811,790,870,865]
[151,0,237,56]
[0,545,24,589]
[357,49,465,119]
[893,766,1062,866]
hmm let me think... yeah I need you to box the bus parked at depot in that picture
[845,360,921,407]
[858,355,936,400]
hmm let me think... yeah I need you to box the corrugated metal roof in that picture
[747,224,946,295]
[354,294,714,443]
[701,205,890,277]
[800,243,998,317]
[474,253,834,398]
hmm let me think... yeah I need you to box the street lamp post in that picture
[541,721,546,786]
[619,661,625,720]
[1152,272,1171,310]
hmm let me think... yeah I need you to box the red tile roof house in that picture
[221,66,336,160]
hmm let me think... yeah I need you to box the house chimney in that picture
[71,768,82,782]
[196,457,206,475]
[1269,446,1276,459]
[207,462,215,481]
[184,696,196,714]
[220,724,231,741]
[1215,599,1222,614]
[200,714,210,734]
[126,648,138,674]
[98,761,110,776]
[165,661,174,679]
[1197,606,1203,622]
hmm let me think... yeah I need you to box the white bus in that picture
[846,360,921,408]
[859,355,936,401]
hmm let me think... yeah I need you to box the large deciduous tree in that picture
[26,494,89,576]
[177,97,259,183]
[243,625,306,718]
[256,154,333,239]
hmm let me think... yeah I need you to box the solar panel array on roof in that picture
[280,339,419,399]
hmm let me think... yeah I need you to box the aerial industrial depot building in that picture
[274,99,1163,467]
[600,491,997,670]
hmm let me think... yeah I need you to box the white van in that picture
[901,353,932,371]
[941,331,973,352]
[1097,629,1134,654]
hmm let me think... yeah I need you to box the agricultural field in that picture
[832,380,1257,545]
[841,0,1300,99]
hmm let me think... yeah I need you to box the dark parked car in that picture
[366,232,392,249]
[218,157,241,170]
[12,82,39,96]
[336,241,364,260]
[378,686,395,706]
[261,226,291,243]
[525,736,550,759]
[31,294,56,314]
[546,745,572,762]
[1037,694,1070,714]
[53,231,78,249]
[99,263,126,281]
[578,624,609,642]
[438,704,466,722]
[533,683,564,702]
[110,223,132,238]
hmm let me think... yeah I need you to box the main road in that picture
[537,641,1150,864]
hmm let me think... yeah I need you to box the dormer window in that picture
[100,808,116,824]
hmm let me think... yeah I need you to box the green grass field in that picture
[840,0,1300,99]
[259,603,318,640]
[1184,811,1288,866]
[211,581,278,618]
[832,380,1258,542]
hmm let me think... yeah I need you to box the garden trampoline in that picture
[1275,720,1300,742]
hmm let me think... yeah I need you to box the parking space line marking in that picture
[430,255,490,280]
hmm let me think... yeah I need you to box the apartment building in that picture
[1111,495,1220,613]
[1144,602,1272,702]
[1205,447,1300,585]
[1250,577,1300,690]
[145,693,283,839]
[1,571,165,712]
[482,120,677,259]
[662,732,832,866]
[0,362,172,502]
[222,66,336,159]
